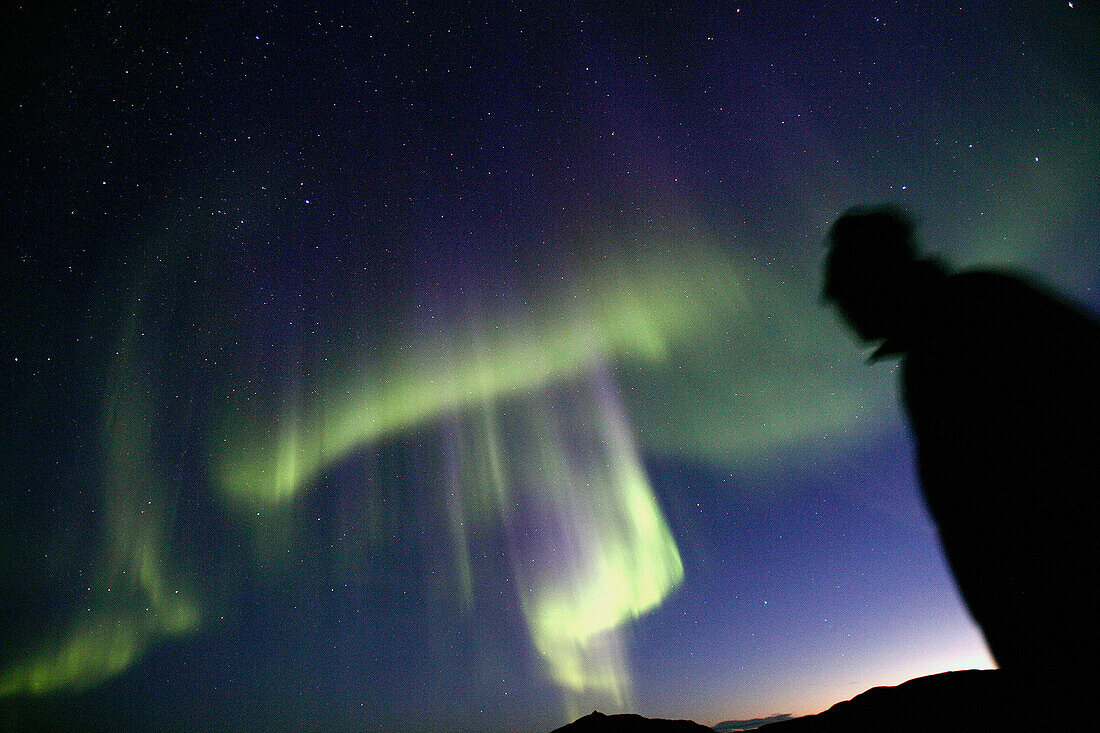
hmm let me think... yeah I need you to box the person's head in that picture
[823,206,941,344]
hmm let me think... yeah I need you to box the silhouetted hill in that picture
[712,714,792,731]
[753,668,1065,732]
[551,668,1085,732]
[550,710,713,732]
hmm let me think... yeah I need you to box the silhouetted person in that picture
[823,206,1099,713]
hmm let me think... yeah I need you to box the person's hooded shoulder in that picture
[938,268,1100,362]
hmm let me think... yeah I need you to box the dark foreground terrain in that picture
[553,668,1084,732]
[551,710,713,732]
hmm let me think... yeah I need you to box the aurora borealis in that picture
[3,2,1099,731]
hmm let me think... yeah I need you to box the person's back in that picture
[898,269,1099,671]
[823,206,1100,716]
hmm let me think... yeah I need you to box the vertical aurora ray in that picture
[493,366,683,711]
[0,308,199,697]
[441,413,476,610]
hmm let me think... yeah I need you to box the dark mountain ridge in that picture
[553,668,1084,732]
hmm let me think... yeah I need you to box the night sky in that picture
[3,2,1099,731]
